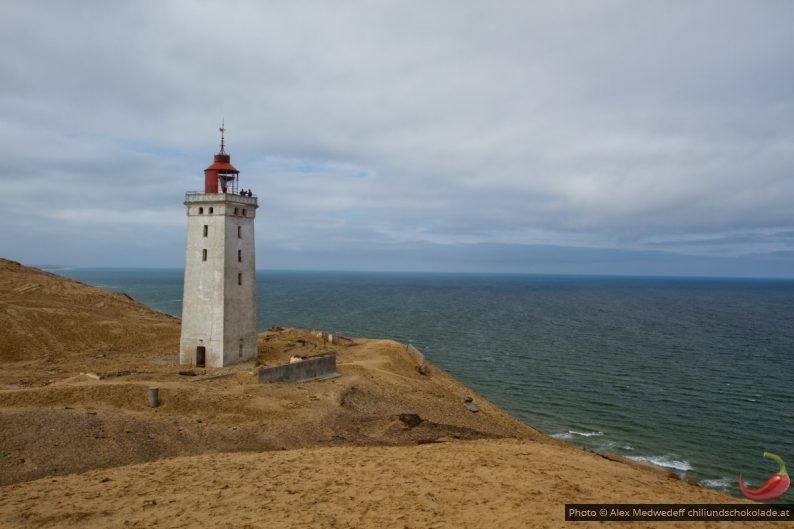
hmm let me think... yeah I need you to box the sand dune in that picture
[0,259,179,364]
[0,258,536,487]
[0,258,771,528]
[0,440,767,529]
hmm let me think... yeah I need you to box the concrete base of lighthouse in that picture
[179,335,258,369]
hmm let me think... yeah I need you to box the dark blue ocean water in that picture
[55,267,794,500]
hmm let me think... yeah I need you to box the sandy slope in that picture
[0,258,772,528]
[0,327,537,486]
[0,259,180,364]
[0,258,537,487]
[0,440,771,529]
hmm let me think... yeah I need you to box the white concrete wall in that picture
[180,194,258,367]
[221,206,257,365]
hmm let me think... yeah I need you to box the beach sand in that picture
[0,258,774,528]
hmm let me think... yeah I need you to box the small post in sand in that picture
[147,387,160,408]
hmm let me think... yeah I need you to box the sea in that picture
[53,267,794,501]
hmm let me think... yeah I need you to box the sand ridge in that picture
[0,259,180,364]
[0,332,538,486]
[0,258,772,528]
[1,259,538,487]
[0,440,770,529]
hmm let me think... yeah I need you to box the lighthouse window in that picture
[237,226,241,238]
[242,209,247,216]
[238,273,242,285]
[234,207,239,215]
[209,207,214,214]
[203,225,208,237]
[238,249,242,262]
[198,207,204,214]
[202,249,207,261]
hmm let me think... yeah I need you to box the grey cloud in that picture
[2,1,794,275]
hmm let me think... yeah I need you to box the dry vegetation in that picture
[0,259,180,364]
[0,258,535,488]
[0,258,766,528]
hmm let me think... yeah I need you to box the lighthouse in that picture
[179,126,258,368]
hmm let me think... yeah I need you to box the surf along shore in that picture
[0,258,770,528]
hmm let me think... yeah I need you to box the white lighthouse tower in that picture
[180,126,258,368]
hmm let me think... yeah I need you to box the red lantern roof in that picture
[205,153,239,174]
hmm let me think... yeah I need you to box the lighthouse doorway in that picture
[196,346,206,367]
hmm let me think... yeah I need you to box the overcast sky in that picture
[2,1,793,276]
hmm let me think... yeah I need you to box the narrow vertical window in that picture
[238,273,242,285]
[198,207,204,214]
[203,225,208,237]
[202,249,207,261]
[242,209,247,216]
[238,249,242,262]
[237,226,241,238]
[209,207,214,214]
[234,207,239,215]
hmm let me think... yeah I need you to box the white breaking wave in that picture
[551,430,604,440]
[627,454,693,472]
[701,477,733,490]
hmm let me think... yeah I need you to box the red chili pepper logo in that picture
[738,452,790,502]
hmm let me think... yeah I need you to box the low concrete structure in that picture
[257,353,338,383]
